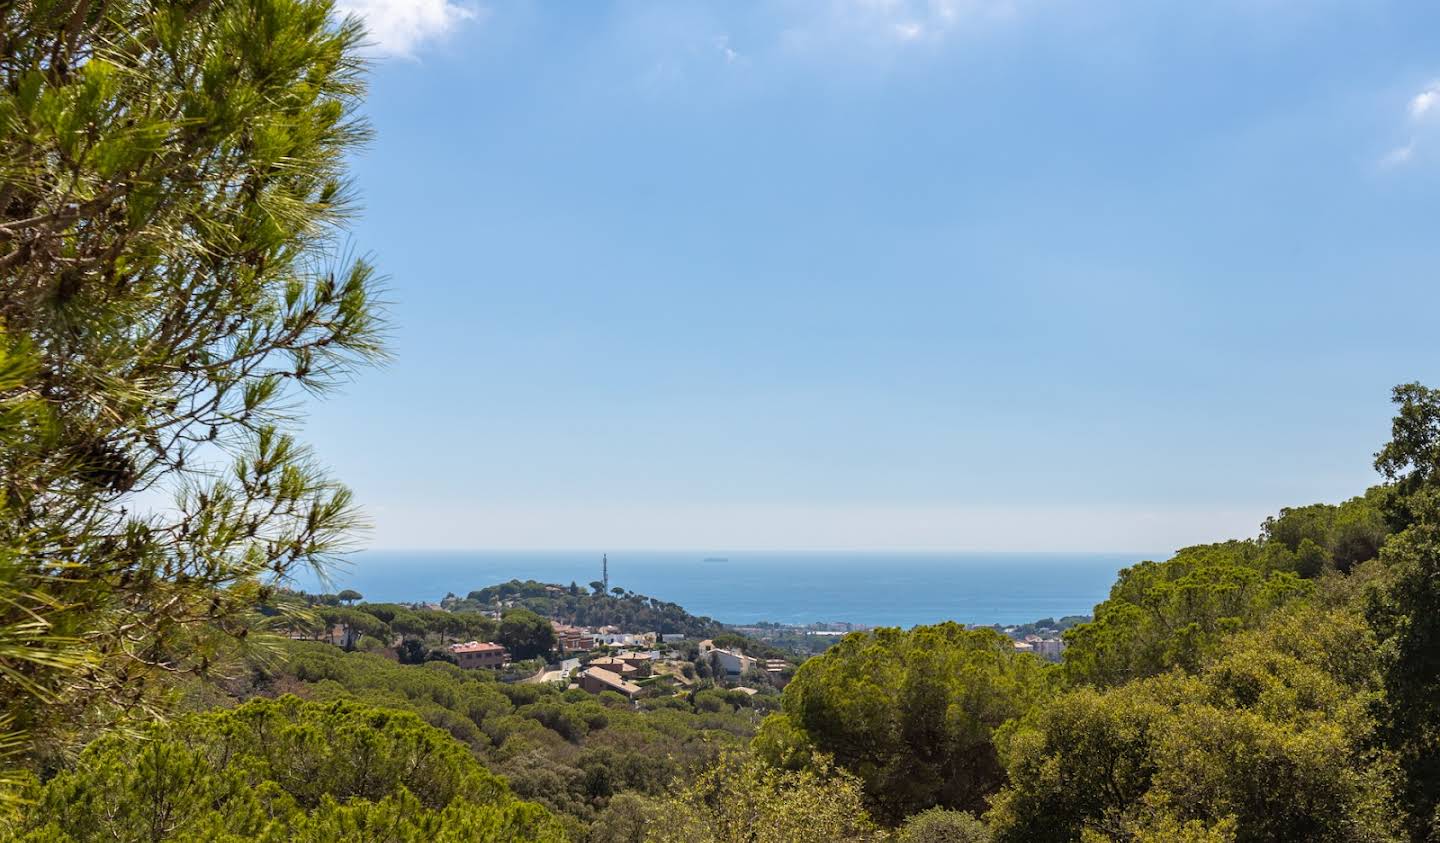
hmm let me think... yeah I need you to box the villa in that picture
[577,666,642,699]
[448,641,509,670]
[587,656,638,677]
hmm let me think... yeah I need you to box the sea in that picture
[297,550,1160,628]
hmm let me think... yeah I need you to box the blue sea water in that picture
[299,550,1158,628]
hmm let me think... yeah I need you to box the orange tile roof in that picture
[450,641,506,654]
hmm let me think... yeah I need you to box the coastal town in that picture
[448,620,797,701]
[292,579,1075,706]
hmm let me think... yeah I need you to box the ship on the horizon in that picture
[701,556,729,563]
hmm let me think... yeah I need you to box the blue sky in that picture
[305,0,1440,551]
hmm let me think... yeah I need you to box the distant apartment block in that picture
[1014,637,1067,662]
[1032,638,1067,661]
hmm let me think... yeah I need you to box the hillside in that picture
[21,430,1439,841]
[186,641,772,839]
[11,3,1440,841]
[447,579,727,640]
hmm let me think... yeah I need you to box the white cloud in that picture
[1381,139,1415,168]
[845,0,1019,42]
[1410,83,1440,120]
[336,0,478,58]
[715,35,741,64]
[777,0,1023,56]
[893,21,924,40]
[1381,81,1440,169]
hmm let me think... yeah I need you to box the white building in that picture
[593,632,642,646]
[711,648,756,676]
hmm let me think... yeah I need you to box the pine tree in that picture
[10,697,570,841]
[0,0,385,774]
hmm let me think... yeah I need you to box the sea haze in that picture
[300,551,1156,628]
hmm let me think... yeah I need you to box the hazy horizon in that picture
[347,500,1285,552]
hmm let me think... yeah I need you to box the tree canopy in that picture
[230,641,767,831]
[775,623,1048,823]
[0,0,385,771]
[990,599,1396,842]
[647,752,883,843]
[497,608,557,662]
[457,579,724,638]
[9,696,567,841]
[1367,383,1440,838]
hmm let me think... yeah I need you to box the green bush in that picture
[14,696,566,841]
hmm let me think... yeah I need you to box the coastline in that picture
[299,549,1149,629]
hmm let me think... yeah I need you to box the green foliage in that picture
[498,608,558,661]
[1367,382,1440,838]
[709,632,797,663]
[0,0,386,768]
[225,641,756,828]
[459,579,724,638]
[646,752,883,843]
[1261,490,1390,575]
[1062,489,1391,691]
[1061,542,1312,686]
[1099,814,1239,843]
[979,615,1091,639]
[10,696,566,841]
[319,607,389,650]
[1373,383,1440,526]
[262,593,500,662]
[753,711,820,771]
[779,623,1049,823]
[583,792,668,843]
[397,638,429,664]
[896,808,991,843]
[982,386,1440,841]
[0,335,82,798]
[990,602,1397,842]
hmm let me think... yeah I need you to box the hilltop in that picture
[445,579,727,640]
